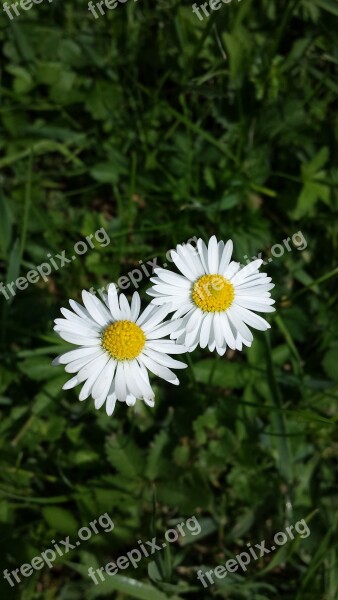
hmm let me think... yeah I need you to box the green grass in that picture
[0,0,338,598]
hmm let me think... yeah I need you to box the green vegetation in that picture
[0,0,338,598]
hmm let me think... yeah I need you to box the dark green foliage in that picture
[0,0,338,598]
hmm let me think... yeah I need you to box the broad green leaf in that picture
[42,506,79,536]
[87,574,176,599]
[322,346,338,382]
[105,434,145,478]
[0,193,13,256]
[193,359,247,388]
[145,431,169,480]
[313,0,338,15]
[292,148,330,219]
[19,357,61,381]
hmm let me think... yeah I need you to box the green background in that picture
[0,0,338,598]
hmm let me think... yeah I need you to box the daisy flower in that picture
[52,286,187,415]
[147,236,275,355]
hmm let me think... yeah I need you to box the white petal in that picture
[236,333,252,348]
[126,395,136,406]
[177,244,204,278]
[149,295,184,307]
[235,275,270,288]
[144,396,155,407]
[186,309,203,333]
[218,240,225,266]
[235,283,274,295]
[181,308,204,352]
[153,268,191,288]
[207,235,219,273]
[227,307,254,343]
[235,281,271,291]
[170,250,197,281]
[146,340,186,354]
[123,362,143,398]
[147,320,183,339]
[91,359,117,401]
[100,292,110,309]
[150,283,189,297]
[52,346,99,366]
[185,319,203,349]
[213,312,224,348]
[119,294,131,320]
[54,319,101,338]
[147,288,164,298]
[200,313,213,349]
[55,331,101,346]
[77,353,110,384]
[233,305,271,331]
[106,390,117,416]
[107,284,121,320]
[171,303,195,319]
[173,330,186,345]
[197,238,209,273]
[218,240,233,274]
[130,292,141,321]
[224,261,241,279]
[115,362,127,402]
[137,304,158,326]
[231,259,264,284]
[236,296,275,306]
[60,308,100,332]
[235,298,276,312]
[82,290,111,326]
[79,369,102,401]
[216,346,226,356]
[143,348,187,369]
[94,393,108,410]
[142,304,170,333]
[69,299,97,324]
[65,349,104,373]
[220,313,236,350]
[150,294,189,308]
[135,360,155,399]
[62,376,78,390]
[139,354,178,383]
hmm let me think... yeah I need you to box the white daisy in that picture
[147,235,275,355]
[52,286,187,415]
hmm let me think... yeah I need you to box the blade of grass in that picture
[165,106,240,166]
[274,314,303,377]
[292,266,338,299]
[264,332,294,522]
[19,152,33,259]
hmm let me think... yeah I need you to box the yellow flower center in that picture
[192,274,235,312]
[101,320,146,361]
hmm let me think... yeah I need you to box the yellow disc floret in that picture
[101,320,146,361]
[192,274,235,312]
